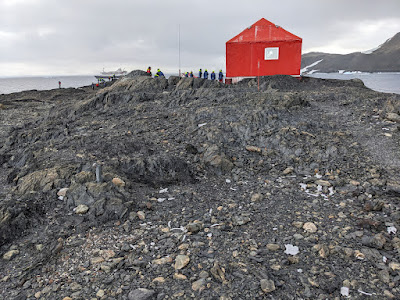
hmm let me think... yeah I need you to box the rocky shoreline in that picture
[1,71,400,299]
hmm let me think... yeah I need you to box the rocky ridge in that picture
[301,32,400,73]
[1,73,400,299]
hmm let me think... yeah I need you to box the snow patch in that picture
[301,59,323,74]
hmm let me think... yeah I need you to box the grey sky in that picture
[0,0,399,76]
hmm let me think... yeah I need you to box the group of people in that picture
[146,66,224,82]
[183,69,224,82]
[147,66,164,77]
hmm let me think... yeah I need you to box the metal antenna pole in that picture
[178,24,181,77]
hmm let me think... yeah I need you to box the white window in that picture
[264,47,279,60]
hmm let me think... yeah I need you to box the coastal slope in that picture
[1,74,400,299]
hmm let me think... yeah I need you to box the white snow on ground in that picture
[362,37,391,54]
[300,59,323,74]
[363,45,381,54]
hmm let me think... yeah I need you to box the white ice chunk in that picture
[226,179,231,183]
[387,226,397,234]
[284,244,299,255]
[340,286,349,297]
[328,187,334,196]
[159,188,168,193]
[157,198,166,203]
[198,123,207,127]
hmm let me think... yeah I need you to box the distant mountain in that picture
[301,32,400,73]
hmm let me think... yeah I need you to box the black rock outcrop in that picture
[1,73,400,299]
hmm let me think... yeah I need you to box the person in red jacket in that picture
[147,66,152,76]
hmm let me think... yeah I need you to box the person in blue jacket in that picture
[211,71,216,80]
[189,71,193,77]
[198,69,202,78]
[218,70,224,82]
[155,69,164,77]
[204,69,208,79]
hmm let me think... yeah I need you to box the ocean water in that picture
[0,75,96,94]
[0,74,179,94]
[0,73,399,95]
[306,72,400,94]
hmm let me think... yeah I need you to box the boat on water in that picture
[94,68,127,80]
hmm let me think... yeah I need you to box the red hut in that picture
[226,18,302,81]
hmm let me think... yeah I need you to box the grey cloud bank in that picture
[0,0,399,76]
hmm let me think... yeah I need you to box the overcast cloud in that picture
[0,0,399,76]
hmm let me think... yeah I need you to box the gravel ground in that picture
[1,73,400,299]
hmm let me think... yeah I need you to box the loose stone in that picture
[260,279,276,293]
[251,193,262,202]
[192,278,206,291]
[112,177,125,187]
[303,222,318,233]
[153,277,165,283]
[266,244,280,251]
[283,166,294,175]
[75,204,89,214]
[315,180,331,187]
[186,222,203,233]
[128,288,155,300]
[174,273,187,280]
[96,289,105,298]
[137,211,145,220]
[174,255,190,270]
[3,250,19,261]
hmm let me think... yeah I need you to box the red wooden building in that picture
[226,18,302,80]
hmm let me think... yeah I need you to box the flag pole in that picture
[257,60,260,91]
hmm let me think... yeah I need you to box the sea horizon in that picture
[0,72,399,95]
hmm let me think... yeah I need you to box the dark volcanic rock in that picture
[128,288,156,300]
[126,70,151,78]
[1,71,400,299]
